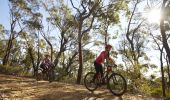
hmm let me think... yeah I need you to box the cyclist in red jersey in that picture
[93,44,114,83]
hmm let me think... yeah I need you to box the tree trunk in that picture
[168,65,170,88]
[27,47,37,76]
[3,34,14,65]
[160,0,169,97]
[160,48,166,97]
[3,41,12,65]
[76,40,83,84]
[166,56,170,88]
[160,22,170,67]
[53,39,67,67]
[76,22,83,84]
[160,0,170,70]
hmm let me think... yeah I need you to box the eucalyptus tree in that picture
[42,1,73,66]
[7,0,43,75]
[39,29,54,61]
[126,0,143,76]
[149,28,166,97]
[69,0,101,84]
[70,0,130,84]
[118,0,151,91]
[147,15,169,97]
[40,0,81,81]
[157,0,170,97]
[21,1,43,73]
[160,0,170,67]
[96,0,129,45]
[145,0,170,97]
[2,0,27,65]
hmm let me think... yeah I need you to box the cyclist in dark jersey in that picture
[40,54,52,72]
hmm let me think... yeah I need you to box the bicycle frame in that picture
[96,65,115,84]
[105,65,114,80]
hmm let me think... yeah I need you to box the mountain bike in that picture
[37,64,55,83]
[84,64,127,96]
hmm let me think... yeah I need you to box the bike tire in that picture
[107,73,127,96]
[48,69,55,83]
[84,72,98,92]
[35,68,43,81]
[36,72,42,81]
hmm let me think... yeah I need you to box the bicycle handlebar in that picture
[107,64,117,68]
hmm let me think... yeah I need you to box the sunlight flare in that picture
[147,9,161,24]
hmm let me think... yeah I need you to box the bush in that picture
[151,87,170,98]
[139,83,152,95]
[150,87,162,97]
[0,64,30,76]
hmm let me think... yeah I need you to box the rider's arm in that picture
[42,59,45,64]
[107,57,116,65]
[100,52,106,63]
[108,57,115,64]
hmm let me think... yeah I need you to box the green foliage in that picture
[59,75,77,84]
[20,32,27,39]
[55,66,74,82]
[165,3,170,21]
[82,33,91,43]
[26,20,43,30]
[22,53,33,67]
[0,24,4,34]
[0,64,30,76]
[39,39,46,48]
[150,87,162,97]
[138,80,152,95]
[83,50,95,62]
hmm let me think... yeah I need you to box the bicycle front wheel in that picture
[107,73,127,96]
[84,72,98,92]
[48,68,55,83]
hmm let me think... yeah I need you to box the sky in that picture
[0,0,10,30]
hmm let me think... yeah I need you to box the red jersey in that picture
[95,51,109,64]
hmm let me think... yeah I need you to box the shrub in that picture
[0,64,30,76]
[150,87,162,97]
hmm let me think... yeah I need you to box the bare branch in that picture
[70,0,81,14]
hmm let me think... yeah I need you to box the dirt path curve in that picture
[0,74,160,100]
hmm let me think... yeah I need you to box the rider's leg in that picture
[98,65,105,84]
[93,61,102,82]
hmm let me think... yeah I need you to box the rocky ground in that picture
[0,74,161,100]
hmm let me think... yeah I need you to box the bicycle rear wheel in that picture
[48,69,55,83]
[107,73,127,96]
[84,72,98,91]
[36,69,43,81]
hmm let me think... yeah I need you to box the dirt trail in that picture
[0,74,160,100]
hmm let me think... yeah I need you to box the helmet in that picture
[105,44,112,49]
